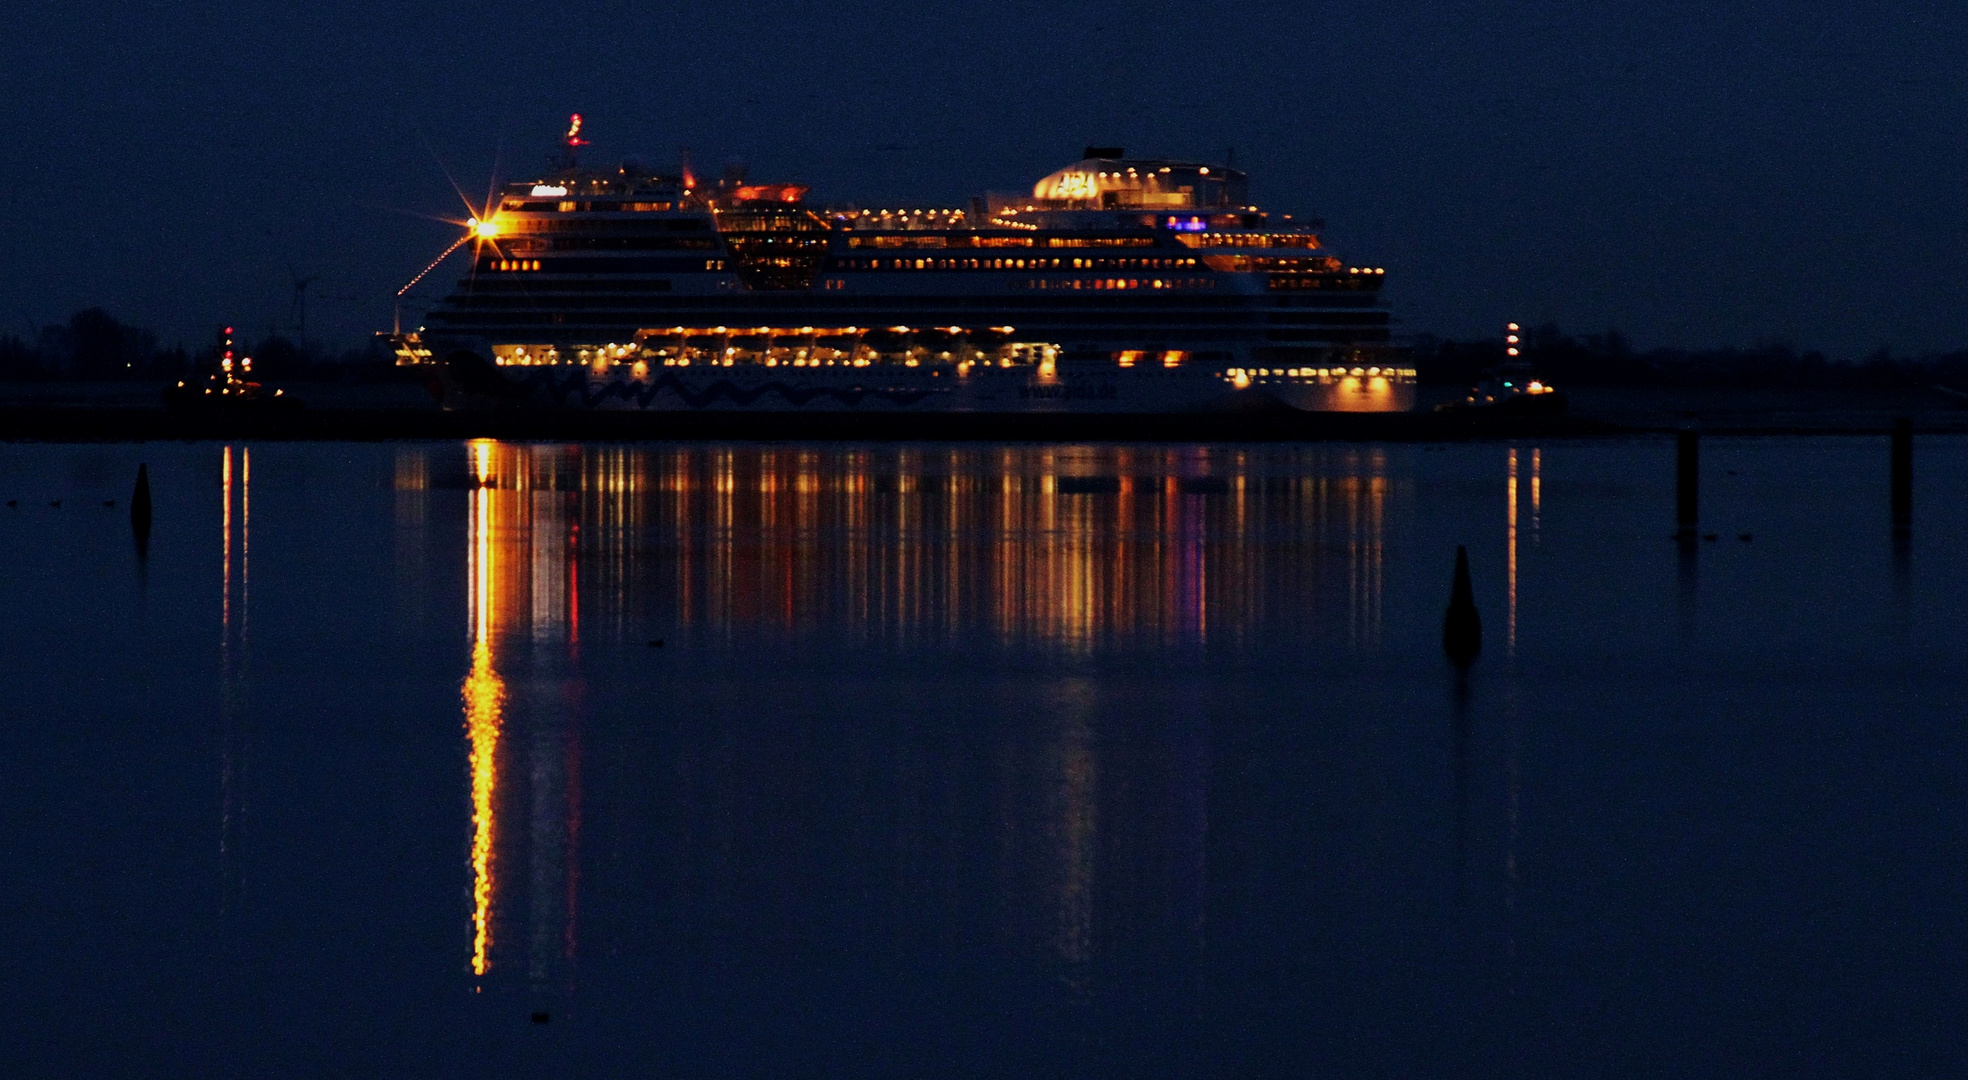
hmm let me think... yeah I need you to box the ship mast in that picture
[558,113,590,172]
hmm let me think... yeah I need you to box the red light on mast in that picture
[565,114,590,148]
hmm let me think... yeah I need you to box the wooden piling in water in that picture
[1443,546,1482,667]
[1676,430,1699,534]
[1891,418,1912,530]
[130,464,152,552]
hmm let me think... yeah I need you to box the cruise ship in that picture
[392,121,1413,413]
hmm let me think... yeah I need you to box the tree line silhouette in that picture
[0,308,390,382]
[1413,323,1968,390]
[5,308,1966,391]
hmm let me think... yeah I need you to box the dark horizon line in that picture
[6,307,1968,389]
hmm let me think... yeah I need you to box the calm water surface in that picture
[1,438,1963,1078]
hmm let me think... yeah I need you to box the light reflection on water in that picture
[5,437,1964,1076]
[219,446,247,929]
[414,442,1406,989]
[402,442,1399,657]
[463,441,504,979]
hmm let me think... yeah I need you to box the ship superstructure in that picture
[394,127,1412,412]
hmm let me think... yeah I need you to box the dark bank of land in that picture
[3,383,1963,442]
[4,312,1968,440]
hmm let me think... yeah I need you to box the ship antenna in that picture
[561,113,590,170]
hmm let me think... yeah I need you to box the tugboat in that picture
[163,327,301,410]
[1437,322,1565,414]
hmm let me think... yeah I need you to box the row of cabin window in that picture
[1183,233,1323,248]
[845,235,1155,249]
[484,259,722,272]
[1019,278,1215,290]
[1266,276,1380,290]
[815,277,1215,292]
[500,200,680,212]
[837,256,1202,271]
[499,217,712,233]
[543,236,720,250]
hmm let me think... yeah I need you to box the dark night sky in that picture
[2,1,1963,355]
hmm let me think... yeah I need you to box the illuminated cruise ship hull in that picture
[440,357,1411,414]
[396,147,1414,414]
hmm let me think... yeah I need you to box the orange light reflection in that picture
[1506,448,1518,658]
[1530,447,1541,543]
[463,445,1392,652]
[464,440,504,977]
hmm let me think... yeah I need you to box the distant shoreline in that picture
[1,383,1963,442]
